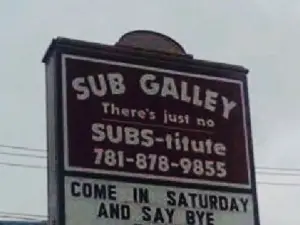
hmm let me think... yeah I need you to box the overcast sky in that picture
[1,0,300,224]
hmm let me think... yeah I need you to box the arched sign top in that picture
[116,30,187,55]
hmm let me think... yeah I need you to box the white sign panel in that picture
[65,176,254,225]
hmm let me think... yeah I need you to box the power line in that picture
[3,151,297,176]
[3,143,300,172]
[3,146,300,175]
[0,211,46,218]
[257,166,300,172]
[2,143,300,187]
[1,161,300,187]
[255,171,300,176]
[3,150,300,176]
[257,181,300,187]
[2,151,297,175]
[0,144,45,153]
[0,215,40,221]
[0,162,46,169]
[2,143,300,172]
[0,211,46,221]
[0,151,46,159]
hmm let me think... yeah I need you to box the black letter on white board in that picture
[133,188,149,203]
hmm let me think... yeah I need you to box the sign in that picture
[62,54,251,189]
[65,176,254,225]
[43,36,259,225]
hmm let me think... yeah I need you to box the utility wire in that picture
[2,143,300,186]
[255,171,300,176]
[0,215,40,221]
[0,152,300,177]
[0,144,45,153]
[0,162,46,169]
[2,143,300,172]
[0,151,46,159]
[0,211,46,218]
[0,212,46,221]
[2,147,300,175]
[256,181,300,187]
[1,161,300,187]
[3,143,300,171]
[2,150,300,176]
[257,166,300,172]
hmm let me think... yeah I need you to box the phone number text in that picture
[93,148,227,178]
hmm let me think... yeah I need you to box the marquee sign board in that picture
[43,37,260,225]
[65,176,254,225]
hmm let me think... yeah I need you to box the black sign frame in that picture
[43,37,260,225]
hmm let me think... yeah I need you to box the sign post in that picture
[43,31,260,225]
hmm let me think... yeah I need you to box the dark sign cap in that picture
[41,31,248,74]
[116,30,189,56]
